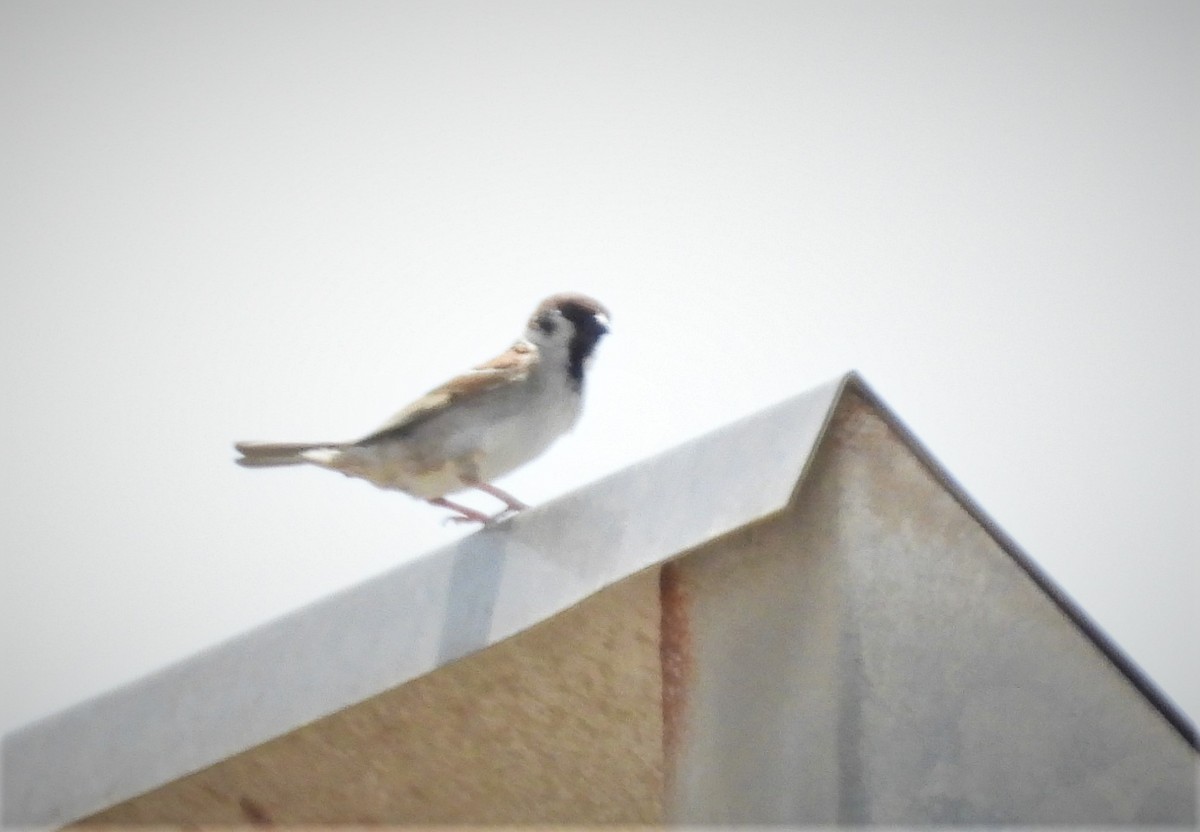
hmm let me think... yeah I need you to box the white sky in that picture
[2,0,1196,754]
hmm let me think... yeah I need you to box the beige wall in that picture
[82,567,664,825]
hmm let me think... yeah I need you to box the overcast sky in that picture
[2,0,1196,753]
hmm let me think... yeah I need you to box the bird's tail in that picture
[234,441,341,468]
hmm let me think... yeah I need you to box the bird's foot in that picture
[429,497,492,525]
[467,481,530,513]
[441,509,519,527]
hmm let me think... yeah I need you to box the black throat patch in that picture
[560,305,607,388]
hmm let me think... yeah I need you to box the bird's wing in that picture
[355,340,539,445]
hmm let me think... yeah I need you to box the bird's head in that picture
[526,293,611,386]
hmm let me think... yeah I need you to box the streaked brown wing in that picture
[355,340,538,445]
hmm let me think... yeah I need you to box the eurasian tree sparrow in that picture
[235,293,610,524]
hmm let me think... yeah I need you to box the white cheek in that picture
[543,324,575,350]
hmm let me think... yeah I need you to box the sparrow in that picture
[235,293,610,524]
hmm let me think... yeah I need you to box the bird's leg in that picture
[468,481,530,513]
[428,497,492,525]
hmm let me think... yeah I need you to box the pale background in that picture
[2,0,1195,761]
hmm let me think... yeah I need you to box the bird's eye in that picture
[536,312,558,334]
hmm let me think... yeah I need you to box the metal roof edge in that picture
[10,369,1189,828]
[842,372,1198,752]
[2,373,848,827]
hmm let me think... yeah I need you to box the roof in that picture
[3,372,1194,827]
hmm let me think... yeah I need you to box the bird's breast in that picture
[470,380,582,483]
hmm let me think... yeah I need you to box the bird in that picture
[234,293,610,524]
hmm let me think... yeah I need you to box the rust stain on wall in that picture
[659,560,693,788]
[237,795,272,826]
